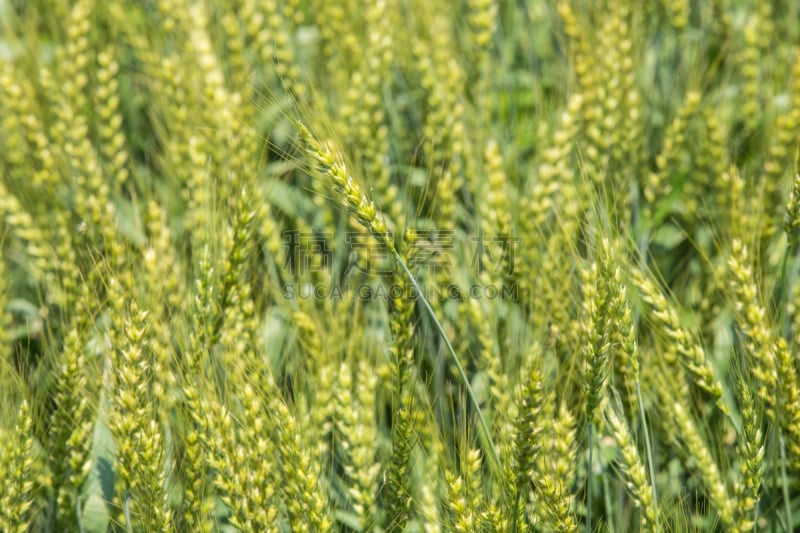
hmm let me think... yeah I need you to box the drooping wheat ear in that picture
[605,404,658,530]
[299,121,504,482]
[299,123,393,250]
[633,267,728,414]
[732,381,764,533]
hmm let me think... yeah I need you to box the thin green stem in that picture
[394,254,505,491]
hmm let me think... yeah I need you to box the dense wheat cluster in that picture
[1,0,799,531]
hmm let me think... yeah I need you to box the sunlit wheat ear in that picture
[297,122,393,250]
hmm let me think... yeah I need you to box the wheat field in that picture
[0,0,799,531]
